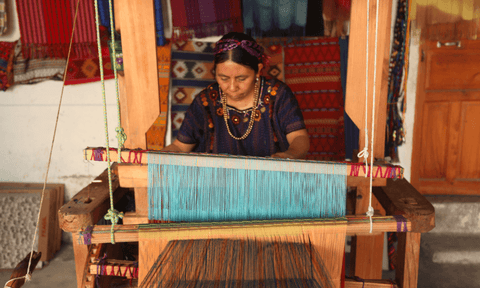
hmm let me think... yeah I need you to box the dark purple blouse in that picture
[176,77,306,157]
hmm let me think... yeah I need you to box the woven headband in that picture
[214,39,266,63]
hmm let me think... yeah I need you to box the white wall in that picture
[0,81,118,199]
[396,31,420,182]
[0,0,127,202]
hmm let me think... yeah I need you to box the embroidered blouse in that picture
[176,77,306,157]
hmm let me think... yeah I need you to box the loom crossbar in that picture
[75,216,410,245]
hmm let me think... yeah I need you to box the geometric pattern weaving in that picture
[284,37,345,161]
[170,41,216,140]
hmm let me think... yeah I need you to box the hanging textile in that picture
[243,0,308,38]
[64,26,114,85]
[0,0,7,36]
[13,41,66,85]
[322,0,351,37]
[284,38,345,161]
[255,38,285,82]
[339,36,359,161]
[412,0,480,41]
[0,41,16,91]
[170,41,215,140]
[15,0,97,59]
[386,0,409,161]
[170,0,243,41]
[146,43,172,150]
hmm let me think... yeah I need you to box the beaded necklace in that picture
[220,77,263,140]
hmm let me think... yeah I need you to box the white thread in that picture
[3,274,30,288]
[367,0,381,234]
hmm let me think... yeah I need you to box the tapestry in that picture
[170,0,243,41]
[146,42,172,150]
[255,38,285,82]
[170,41,216,140]
[13,41,66,85]
[64,25,114,85]
[0,41,16,91]
[15,0,97,59]
[243,0,307,38]
[284,38,345,161]
[0,0,6,36]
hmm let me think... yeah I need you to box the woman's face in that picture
[215,60,262,104]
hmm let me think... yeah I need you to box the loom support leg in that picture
[72,239,91,288]
[351,185,385,279]
[395,232,421,288]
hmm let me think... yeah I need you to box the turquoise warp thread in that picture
[147,153,347,222]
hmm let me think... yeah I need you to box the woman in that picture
[163,32,309,159]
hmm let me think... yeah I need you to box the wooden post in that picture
[115,0,160,150]
[345,0,393,279]
[396,232,421,288]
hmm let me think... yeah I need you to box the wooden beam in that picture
[72,216,411,245]
[115,0,160,149]
[345,278,398,288]
[373,179,435,233]
[58,165,129,233]
[116,163,391,189]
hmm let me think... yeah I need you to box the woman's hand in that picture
[271,129,310,159]
[161,139,196,153]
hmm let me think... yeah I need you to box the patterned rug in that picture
[255,38,285,82]
[284,37,345,161]
[0,41,16,91]
[64,25,114,85]
[170,41,216,140]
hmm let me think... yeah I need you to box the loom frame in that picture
[58,0,435,287]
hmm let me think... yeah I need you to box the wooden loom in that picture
[58,0,435,287]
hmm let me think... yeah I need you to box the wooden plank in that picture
[115,0,160,150]
[138,236,169,285]
[395,232,421,288]
[77,216,411,245]
[351,186,385,280]
[58,165,129,233]
[345,278,397,288]
[419,179,480,195]
[373,179,435,233]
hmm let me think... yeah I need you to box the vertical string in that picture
[93,0,123,244]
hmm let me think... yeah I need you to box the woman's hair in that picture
[213,32,263,73]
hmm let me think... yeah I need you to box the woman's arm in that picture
[162,139,196,153]
[271,129,310,159]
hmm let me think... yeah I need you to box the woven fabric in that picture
[64,25,114,85]
[146,43,172,150]
[170,0,243,40]
[0,0,6,36]
[0,41,16,91]
[243,0,307,38]
[170,41,216,140]
[255,38,285,82]
[284,38,345,161]
[15,0,97,59]
[13,41,66,85]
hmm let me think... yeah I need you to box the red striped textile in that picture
[284,38,345,161]
[16,0,97,59]
[170,0,243,40]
